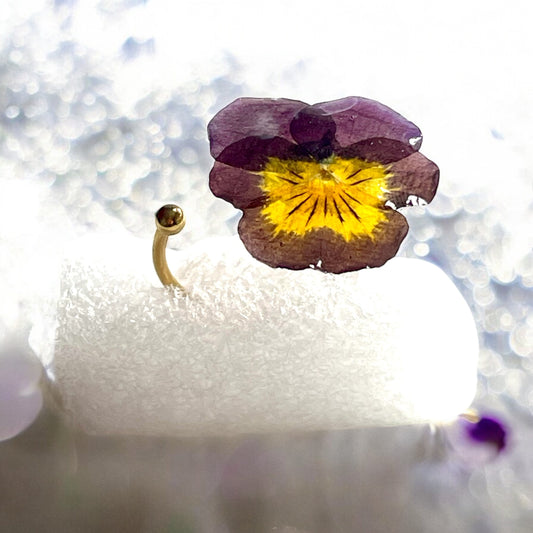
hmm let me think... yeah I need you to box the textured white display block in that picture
[52,235,478,436]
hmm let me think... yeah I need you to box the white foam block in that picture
[52,235,478,436]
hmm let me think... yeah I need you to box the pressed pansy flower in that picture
[208,96,439,273]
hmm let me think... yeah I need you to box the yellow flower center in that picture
[259,156,393,241]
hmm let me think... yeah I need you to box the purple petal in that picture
[208,97,308,159]
[314,96,422,150]
[238,207,408,273]
[209,162,265,209]
[387,152,439,207]
[289,106,336,145]
[216,136,296,171]
[337,137,416,165]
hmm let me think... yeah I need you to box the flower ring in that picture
[208,96,439,273]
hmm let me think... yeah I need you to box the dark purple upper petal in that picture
[313,96,423,150]
[289,106,336,145]
[208,97,307,159]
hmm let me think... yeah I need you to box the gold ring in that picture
[152,204,186,290]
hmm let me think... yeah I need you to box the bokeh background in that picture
[1,1,532,531]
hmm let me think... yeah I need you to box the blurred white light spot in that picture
[510,324,533,357]
[179,147,198,165]
[414,242,430,257]
[5,105,20,119]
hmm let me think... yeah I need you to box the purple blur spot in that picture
[467,416,507,452]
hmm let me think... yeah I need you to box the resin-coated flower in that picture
[208,96,439,273]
